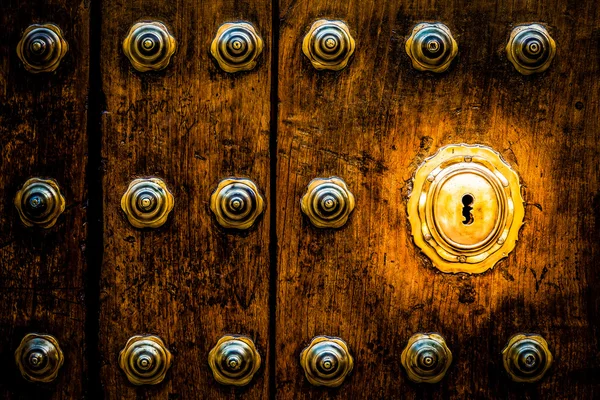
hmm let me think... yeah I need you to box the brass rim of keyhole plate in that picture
[15,333,64,383]
[209,178,265,230]
[123,21,177,72]
[502,334,553,383]
[407,144,525,274]
[300,336,354,387]
[14,178,66,228]
[211,22,264,73]
[208,335,261,386]
[119,335,173,386]
[302,19,356,71]
[506,24,556,75]
[405,22,458,73]
[17,24,68,73]
[121,178,175,229]
[300,177,355,229]
[400,333,452,384]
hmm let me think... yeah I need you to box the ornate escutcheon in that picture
[17,24,68,73]
[502,333,553,383]
[208,335,261,386]
[407,144,524,274]
[15,333,64,383]
[405,23,458,73]
[300,177,355,229]
[506,24,556,75]
[210,178,265,230]
[302,19,355,71]
[211,22,264,73]
[14,178,66,228]
[119,335,172,386]
[121,178,174,229]
[123,21,176,72]
[401,333,452,384]
[300,336,354,387]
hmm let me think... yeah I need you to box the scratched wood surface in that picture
[98,1,272,399]
[276,0,600,398]
[0,1,89,399]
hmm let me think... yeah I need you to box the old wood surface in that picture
[98,1,272,399]
[276,0,600,398]
[0,1,90,399]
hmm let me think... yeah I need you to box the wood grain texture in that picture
[276,0,600,398]
[0,1,89,399]
[98,1,272,399]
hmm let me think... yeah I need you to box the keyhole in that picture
[461,194,474,225]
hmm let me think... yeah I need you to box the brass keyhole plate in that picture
[407,144,524,274]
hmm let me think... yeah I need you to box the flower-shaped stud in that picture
[17,24,68,73]
[502,333,553,383]
[211,22,264,73]
[119,335,173,386]
[123,21,176,72]
[208,335,261,386]
[15,333,64,383]
[14,178,66,228]
[300,336,354,387]
[506,24,556,75]
[300,177,355,228]
[405,23,458,73]
[121,178,174,229]
[401,333,452,383]
[302,20,355,71]
[210,178,265,230]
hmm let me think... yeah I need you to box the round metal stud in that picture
[210,22,264,73]
[407,144,525,274]
[209,178,265,230]
[502,333,553,383]
[119,335,172,386]
[300,177,355,229]
[16,24,68,73]
[506,24,556,75]
[302,19,355,71]
[405,23,458,73]
[208,335,261,386]
[300,336,354,388]
[401,333,452,384]
[123,21,176,72]
[121,178,174,229]
[14,178,66,228]
[15,333,64,383]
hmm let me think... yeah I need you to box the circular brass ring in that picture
[15,333,64,383]
[502,333,552,383]
[123,21,176,72]
[302,19,355,71]
[506,24,556,75]
[300,177,355,228]
[14,178,66,228]
[401,333,452,383]
[121,178,174,229]
[211,22,264,73]
[119,335,172,386]
[300,336,354,387]
[17,24,68,73]
[405,23,458,73]
[208,335,261,386]
[210,178,265,230]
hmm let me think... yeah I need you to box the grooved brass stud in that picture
[300,177,355,228]
[15,333,64,383]
[405,23,458,73]
[208,335,261,386]
[302,19,355,71]
[211,22,264,73]
[210,178,265,230]
[506,24,556,75]
[121,178,174,229]
[119,335,172,386]
[123,21,176,72]
[17,24,68,73]
[401,333,452,384]
[300,336,354,387]
[14,178,66,228]
[502,334,553,383]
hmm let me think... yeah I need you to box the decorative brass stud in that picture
[119,335,172,386]
[506,24,556,75]
[405,23,458,73]
[14,178,66,228]
[401,333,452,384]
[210,178,265,230]
[208,335,261,386]
[302,19,355,71]
[15,333,64,383]
[121,178,174,229]
[300,177,355,229]
[211,22,264,73]
[17,24,68,73]
[300,336,354,388]
[502,333,553,383]
[407,144,525,274]
[123,21,176,72]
